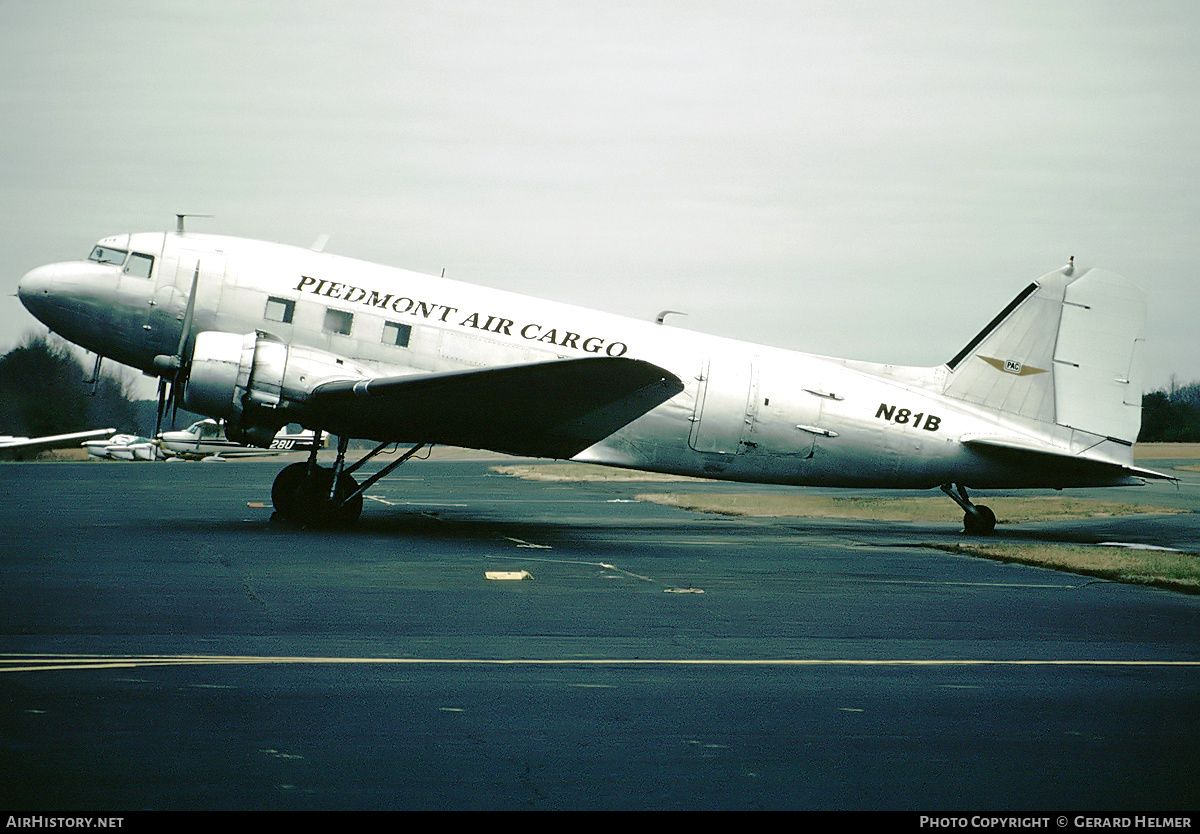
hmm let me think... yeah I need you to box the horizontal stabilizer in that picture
[310,357,684,458]
[961,435,1173,485]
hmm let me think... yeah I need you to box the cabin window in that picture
[265,296,295,324]
[323,308,353,336]
[124,252,154,279]
[87,246,127,266]
[382,321,411,348]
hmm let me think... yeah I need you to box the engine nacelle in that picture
[184,331,371,446]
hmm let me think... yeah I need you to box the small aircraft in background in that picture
[159,418,320,460]
[1,428,116,455]
[17,221,1170,531]
[82,433,159,460]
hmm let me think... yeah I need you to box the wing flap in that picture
[309,357,683,458]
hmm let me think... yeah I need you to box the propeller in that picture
[155,376,168,436]
[153,262,201,436]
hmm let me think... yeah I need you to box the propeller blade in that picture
[155,377,168,437]
[176,261,200,360]
[162,260,203,432]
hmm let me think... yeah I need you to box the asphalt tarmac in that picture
[2,454,1199,812]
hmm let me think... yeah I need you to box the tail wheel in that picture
[963,505,996,535]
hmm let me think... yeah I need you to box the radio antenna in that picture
[175,214,214,234]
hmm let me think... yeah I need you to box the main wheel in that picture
[271,462,310,521]
[293,468,363,526]
[963,504,997,535]
[329,472,363,525]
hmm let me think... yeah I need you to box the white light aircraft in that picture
[103,435,158,461]
[160,418,319,460]
[17,222,1170,531]
[81,433,158,460]
[83,433,139,459]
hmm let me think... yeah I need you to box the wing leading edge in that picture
[308,357,684,459]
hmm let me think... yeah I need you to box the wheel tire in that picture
[963,504,997,535]
[293,468,362,526]
[330,473,363,525]
[271,462,311,521]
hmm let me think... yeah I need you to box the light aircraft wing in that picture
[0,428,116,452]
[308,357,684,459]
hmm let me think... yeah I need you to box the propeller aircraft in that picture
[82,432,158,461]
[17,221,1169,531]
[159,418,320,460]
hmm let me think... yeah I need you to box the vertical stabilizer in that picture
[942,265,1146,443]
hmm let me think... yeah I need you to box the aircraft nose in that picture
[17,263,61,320]
[17,260,124,352]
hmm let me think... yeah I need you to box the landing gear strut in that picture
[940,483,996,535]
[270,430,427,526]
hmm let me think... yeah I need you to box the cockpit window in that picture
[88,246,127,266]
[124,252,154,279]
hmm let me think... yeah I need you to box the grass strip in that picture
[928,541,1200,594]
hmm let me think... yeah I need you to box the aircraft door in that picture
[739,360,829,459]
[688,356,756,454]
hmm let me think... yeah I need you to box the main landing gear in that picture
[940,483,996,535]
[270,430,428,526]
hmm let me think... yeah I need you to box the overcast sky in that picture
[2,1,1196,394]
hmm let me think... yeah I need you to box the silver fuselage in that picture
[18,230,1145,489]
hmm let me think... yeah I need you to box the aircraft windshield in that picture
[87,245,128,266]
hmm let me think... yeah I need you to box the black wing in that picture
[308,356,684,459]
